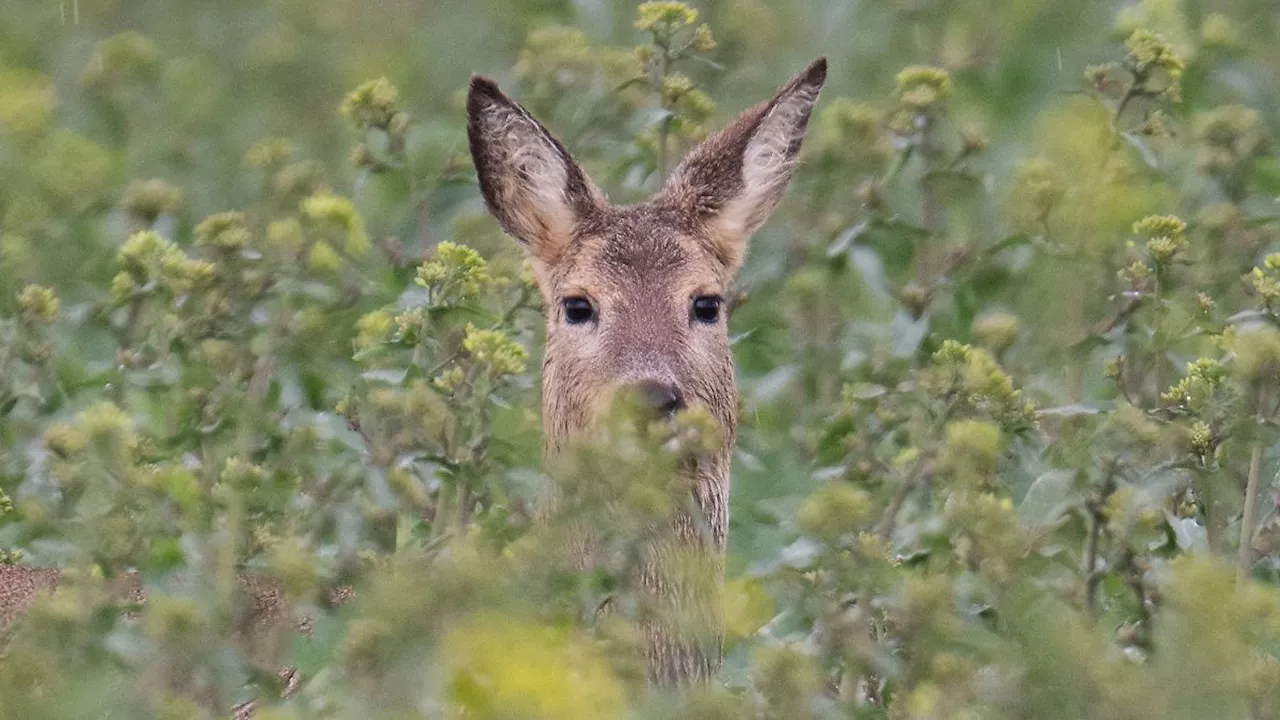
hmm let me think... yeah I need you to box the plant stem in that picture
[428,481,450,547]
[1202,468,1227,554]
[1083,467,1115,615]
[876,453,932,541]
[1152,270,1164,404]
[916,116,940,285]
[875,408,950,539]
[656,46,671,181]
[1114,81,1139,125]
[113,296,146,403]
[1121,548,1152,651]
[1083,512,1104,614]
[412,309,432,369]
[1238,390,1268,584]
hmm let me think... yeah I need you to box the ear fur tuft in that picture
[658,57,827,274]
[466,75,603,265]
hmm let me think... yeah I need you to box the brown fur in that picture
[0,565,62,638]
[468,57,827,684]
[0,565,348,644]
[0,563,350,717]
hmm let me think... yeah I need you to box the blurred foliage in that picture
[3,0,1280,717]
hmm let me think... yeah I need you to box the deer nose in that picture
[630,379,686,419]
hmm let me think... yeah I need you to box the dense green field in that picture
[3,0,1280,717]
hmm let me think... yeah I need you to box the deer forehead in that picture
[550,206,727,303]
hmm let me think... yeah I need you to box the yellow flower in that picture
[0,69,56,134]
[462,324,528,377]
[1125,28,1185,77]
[81,31,158,89]
[1195,105,1268,175]
[17,284,59,324]
[723,577,773,639]
[635,2,698,33]
[433,366,466,393]
[1232,326,1280,383]
[1124,28,1184,101]
[338,77,399,129]
[691,24,717,51]
[797,483,873,541]
[441,613,625,720]
[1132,214,1186,239]
[1201,13,1238,49]
[245,137,292,168]
[972,313,1020,351]
[122,179,182,222]
[195,210,251,251]
[355,310,394,350]
[416,241,492,304]
[265,217,303,252]
[118,230,213,294]
[895,65,953,111]
[307,241,341,273]
[302,190,369,256]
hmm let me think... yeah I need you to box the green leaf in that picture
[983,233,1033,258]
[1018,470,1081,529]
[848,245,893,301]
[1252,156,1280,196]
[1120,131,1160,170]
[1165,511,1208,553]
[1037,404,1104,417]
[826,221,869,258]
[361,368,408,385]
[889,310,929,358]
[641,107,676,129]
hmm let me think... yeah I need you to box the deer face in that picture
[532,204,740,451]
[466,59,826,462]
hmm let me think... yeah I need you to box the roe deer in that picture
[466,56,827,684]
[0,56,827,707]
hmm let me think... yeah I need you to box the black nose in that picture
[630,380,686,418]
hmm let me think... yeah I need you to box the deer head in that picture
[466,60,827,544]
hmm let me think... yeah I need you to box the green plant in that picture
[1,0,1280,717]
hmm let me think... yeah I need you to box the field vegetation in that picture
[2,0,1280,717]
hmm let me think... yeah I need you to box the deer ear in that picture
[659,57,826,275]
[466,75,605,265]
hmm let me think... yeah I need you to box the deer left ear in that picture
[658,57,826,275]
[466,74,605,267]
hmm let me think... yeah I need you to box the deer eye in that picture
[691,295,722,324]
[562,297,595,325]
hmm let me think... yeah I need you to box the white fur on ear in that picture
[467,76,603,264]
[718,76,824,245]
[657,58,827,274]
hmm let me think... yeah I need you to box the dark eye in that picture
[562,297,595,325]
[691,295,722,324]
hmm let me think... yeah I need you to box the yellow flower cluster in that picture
[635,2,699,33]
[17,284,59,324]
[416,241,493,304]
[302,190,369,256]
[895,65,953,111]
[114,230,215,301]
[195,210,251,251]
[122,179,182,223]
[339,77,400,129]
[462,324,528,377]
[1133,213,1187,265]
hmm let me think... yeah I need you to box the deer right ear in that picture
[466,76,604,265]
[658,58,826,276]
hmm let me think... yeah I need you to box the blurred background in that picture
[3,0,1280,717]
